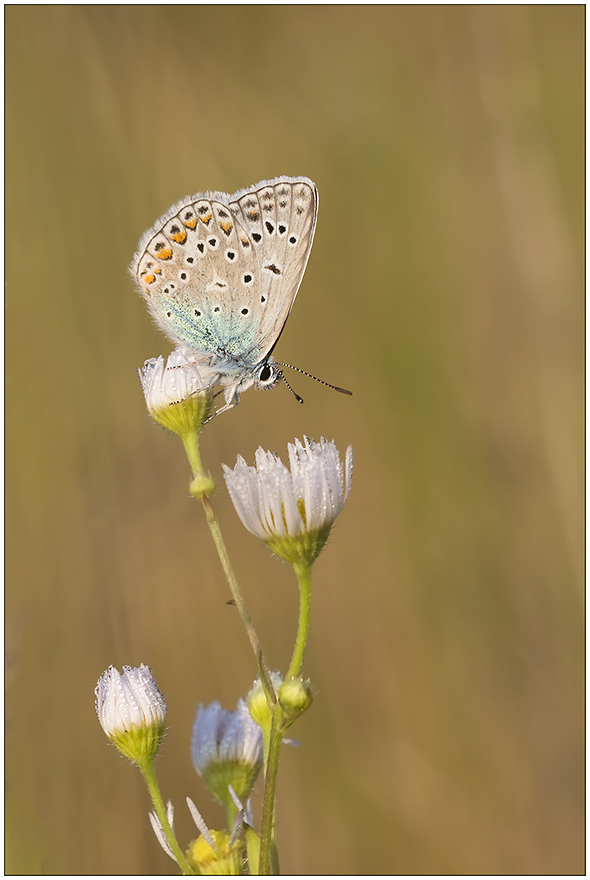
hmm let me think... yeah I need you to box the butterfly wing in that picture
[130,176,317,369]
[131,194,260,360]
[228,176,318,365]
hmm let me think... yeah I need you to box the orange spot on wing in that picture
[199,213,212,225]
[144,274,156,284]
[170,229,187,243]
[183,217,197,229]
[156,247,173,260]
[220,221,233,235]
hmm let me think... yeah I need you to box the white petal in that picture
[186,797,216,850]
[149,808,177,862]
[223,437,353,543]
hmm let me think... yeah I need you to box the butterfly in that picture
[131,175,334,415]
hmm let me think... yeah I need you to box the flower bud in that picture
[279,677,313,726]
[95,664,166,767]
[191,700,263,811]
[246,672,283,736]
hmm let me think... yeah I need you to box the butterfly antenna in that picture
[278,370,304,404]
[276,363,352,396]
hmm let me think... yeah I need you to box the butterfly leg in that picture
[204,386,241,423]
[211,396,240,419]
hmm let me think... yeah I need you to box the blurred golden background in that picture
[6,6,584,875]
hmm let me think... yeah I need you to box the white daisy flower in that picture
[223,437,353,565]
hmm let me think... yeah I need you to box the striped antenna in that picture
[276,363,353,398]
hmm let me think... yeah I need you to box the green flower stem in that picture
[259,563,313,874]
[225,798,238,832]
[182,431,205,477]
[201,494,277,705]
[140,760,195,875]
[287,562,313,680]
[259,705,284,875]
[182,430,277,706]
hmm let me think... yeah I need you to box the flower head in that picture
[191,699,263,810]
[139,345,217,436]
[223,437,353,566]
[95,664,166,766]
[248,672,312,737]
[185,796,248,875]
[187,829,245,876]
[278,677,313,726]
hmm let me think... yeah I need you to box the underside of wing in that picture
[229,177,318,364]
[130,176,318,368]
[131,196,262,359]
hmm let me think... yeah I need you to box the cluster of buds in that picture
[96,665,270,874]
[95,345,355,873]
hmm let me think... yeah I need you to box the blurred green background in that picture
[6,6,584,875]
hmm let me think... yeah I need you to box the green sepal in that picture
[109,720,165,767]
[264,522,332,566]
[151,393,213,438]
[245,826,260,876]
[202,759,260,814]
